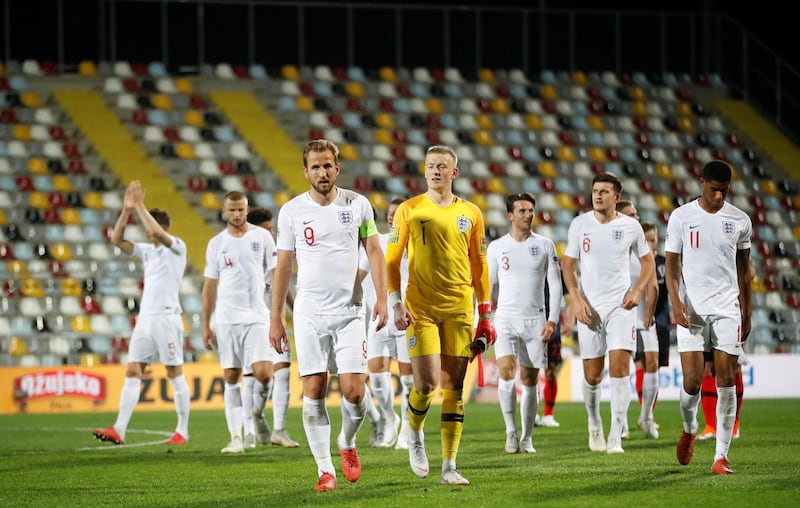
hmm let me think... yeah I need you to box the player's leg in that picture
[270,360,298,447]
[676,320,705,465]
[494,317,519,452]
[638,326,660,438]
[699,354,717,439]
[541,336,562,427]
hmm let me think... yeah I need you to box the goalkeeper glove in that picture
[474,303,496,346]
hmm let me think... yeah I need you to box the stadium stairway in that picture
[209,91,307,195]
[714,99,800,181]
[53,89,215,271]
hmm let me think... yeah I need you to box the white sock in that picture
[640,372,658,422]
[272,368,290,430]
[715,385,736,460]
[369,371,394,424]
[583,379,602,430]
[242,376,256,436]
[339,395,366,449]
[609,376,631,441]
[252,381,268,420]
[170,374,190,438]
[224,382,243,437]
[399,374,413,428]
[363,383,380,424]
[497,377,517,434]
[302,396,334,477]
[114,377,141,439]
[680,387,700,434]
[520,384,539,441]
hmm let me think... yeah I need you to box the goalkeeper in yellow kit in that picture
[385,145,496,486]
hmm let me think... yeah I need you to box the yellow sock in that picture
[407,386,434,432]
[440,388,464,462]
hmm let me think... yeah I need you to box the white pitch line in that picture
[4,427,173,453]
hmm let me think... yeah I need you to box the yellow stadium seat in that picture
[296,96,315,112]
[471,193,489,211]
[655,194,675,212]
[182,314,191,332]
[72,315,93,333]
[793,225,800,241]
[13,124,31,141]
[676,102,693,116]
[474,130,493,145]
[21,91,42,108]
[83,192,105,209]
[184,110,204,127]
[556,193,576,210]
[555,242,567,258]
[475,114,493,129]
[478,68,496,83]
[10,338,30,356]
[379,66,398,82]
[369,192,388,210]
[556,146,576,163]
[174,77,194,94]
[0,209,7,225]
[28,191,49,209]
[588,146,607,162]
[374,129,394,145]
[28,157,48,174]
[8,260,27,274]
[587,115,606,131]
[201,192,221,210]
[677,117,694,132]
[375,113,395,129]
[78,60,97,76]
[275,191,293,207]
[339,144,360,161]
[282,64,300,81]
[539,161,559,178]
[176,143,196,159]
[80,353,101,367]
[631,102,648,116]
[490,98,509,114]
[425,98,444,114]
[760,180,781,196]
[21,278,44,297]
[61,277,83,297]
[655,163,673,179]
[51,242,74,261]
[487,178,507,194]
[630,87,647,101]
[539,84,558,101]
[346,81,366,98]
[152,93,173,109]
[52,175,73,192]
[60,208,82,225]
[571,71,588,86]
[525,114,543,130]
[417,161,426,175]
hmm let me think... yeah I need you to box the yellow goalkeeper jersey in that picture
[386,193,489,313]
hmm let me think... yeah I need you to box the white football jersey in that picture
[276,188,375,314]
[204,225,276,325]
[665,199,752,315]
[133,235,187,315]
[565,210,650,308]
[487,232,562,322]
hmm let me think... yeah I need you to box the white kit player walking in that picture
[202,191,278,454]
[666,160,752,475]
[562,172,654,455]
[487,192,562,455]
[93,180,190,446]
[269,139,388,492]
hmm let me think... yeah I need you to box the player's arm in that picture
[129,180,173,248]
[486,242,499,310]
[269,249,294,353]
[201,277,218,350]
[110,183,136,256]
[622,226,655,310]
[737,248,753,341]
[468,211,495,345]
[642,271,658,328]
[561,255,590,324]
[364,233,388,331]
[386,203,412,330]
[664,251,688,329]
[542,250,563,342]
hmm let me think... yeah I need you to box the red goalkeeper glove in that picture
[474,303,496,346]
